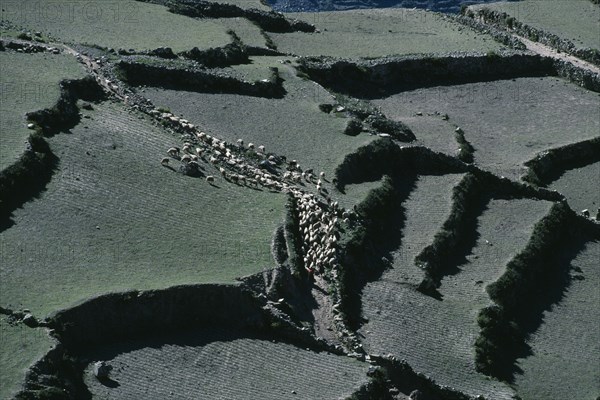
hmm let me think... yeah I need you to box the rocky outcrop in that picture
[552,58,600,93]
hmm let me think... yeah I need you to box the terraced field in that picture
[271,8,502,58]
[373,77,600,181]
[2,1,600,399]
[335,178,383,210]
[360,197,552,399]
[386,114,461,158]
[474,0,600,50]
[84,329,369,400]
[0,51,85,171]
[514,238,600,400]
[142,63,375,180]
[0,319,55,400]
[549,162,600,215]
[1,0,232,52]
[0,101,284,317]
[387,173,464,285]
[217,55,293,81]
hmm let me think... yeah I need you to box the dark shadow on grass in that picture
[476,210,598,382]
[339,173,418,330]
[98,377,120,388]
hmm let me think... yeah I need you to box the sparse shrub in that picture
[343,118,363,136]
[318,103,334,113]
[506,16,515,29]
[364,114,415,142]
[486,50,499,60]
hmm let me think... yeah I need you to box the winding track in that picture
[516,34,600,75]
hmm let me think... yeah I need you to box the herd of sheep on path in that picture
[154,109,358,278]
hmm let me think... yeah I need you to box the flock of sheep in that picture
[153,109,355,277]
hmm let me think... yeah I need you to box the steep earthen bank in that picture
[17,282,333,399]
[523,137,600,186]
[297,52,555,98]
[334,139,468,191]
[0,76,105,230]
[415,169,563,292]
[116,58,285,98]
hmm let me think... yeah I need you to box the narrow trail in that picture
[516,34,600,75]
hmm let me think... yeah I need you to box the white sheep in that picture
[258,145,265,153]
[161,157,170,166]
[237,139,244,147]
[181,154,192,163]
[248,143,255,150]
[319,171,325,178]
[206,175,215,183]
[167,147,180,157]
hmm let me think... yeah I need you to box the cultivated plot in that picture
[514,238,600,400]
[389,114,461,158]
[271,8,502,58]
[1,0,232,52]
[0,101,285,317]
[387,173,464,286]
[549,162,599,216]
[0,51,85,171]
[360,197,553,400]
[335,178,383,210]
[84,328,369,400]
[373,77,600,181]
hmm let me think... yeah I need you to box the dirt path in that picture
[310,275,340,345]
[516,34,600,75]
